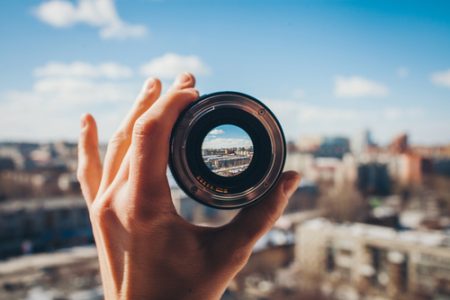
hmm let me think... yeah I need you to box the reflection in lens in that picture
[201,124,254,177]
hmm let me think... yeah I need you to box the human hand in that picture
[77,73,300,300]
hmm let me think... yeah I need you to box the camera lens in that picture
[169,91,286,209]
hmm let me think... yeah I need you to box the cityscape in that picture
[0,130,449,299]
[202,147,254,177]
[1,1,450,299]
[201,125,254,177]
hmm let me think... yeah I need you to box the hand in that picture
[77,73,300,300]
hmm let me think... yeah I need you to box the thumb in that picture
[221,171,300,251]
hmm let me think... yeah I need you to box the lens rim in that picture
[185,107,272,194]
[169,91,286,209]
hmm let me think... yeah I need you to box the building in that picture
[433,158,450,177]
[357,162,391,196]
[284,181,319,213]
[315,137,350,160]
[295,219,450,299]
[0,246,101,300]
[297,135,322,152]
[389,133,409,154]
[0,197,92,259]
[352,129,374,155]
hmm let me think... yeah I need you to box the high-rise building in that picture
[315,137,350,159]
[352,129,374,155]
[357,162,391,196]
[389,133,409,154]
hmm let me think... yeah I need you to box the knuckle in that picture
[76,168,84,183]
[265,208,282,227]
[89,202,104,220]
[118,199,176,232]
[76,163,88,183]
[133,114,162,137]
[172,88,195,99]
[229,246,251,267]
[108,129,130,146]
[120,208,156,233]
[89,200,113,225]
[121,212,147,233]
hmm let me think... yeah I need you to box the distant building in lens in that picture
[202,147,253,157]
[202,147,254,176]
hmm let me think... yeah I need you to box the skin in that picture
[77,73,301,300]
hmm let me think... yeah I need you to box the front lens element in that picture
[201,124,254,177]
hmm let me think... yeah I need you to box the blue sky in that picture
[203,125,252,149]
[0,0,449,145]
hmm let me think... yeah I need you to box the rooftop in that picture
[0,196,85,213]
[301,218,450,250]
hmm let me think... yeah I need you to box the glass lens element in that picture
[201,124,254,177]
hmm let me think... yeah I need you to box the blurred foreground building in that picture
[295,219,450,299]
[0,197,92,259]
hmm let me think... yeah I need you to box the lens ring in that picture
[169,91,286,209]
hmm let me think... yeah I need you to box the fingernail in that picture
[175,72,192,85]
[146,78,155,90]
[80,115,87,128]
[283,173,300,197]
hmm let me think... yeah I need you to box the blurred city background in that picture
[0,1,449,300]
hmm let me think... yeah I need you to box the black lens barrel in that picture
[169,91,286,209]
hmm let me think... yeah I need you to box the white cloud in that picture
[202,138,252,149]
[334,76,389,98]
[267,100,362,140]
[430,69,450,88]
[34,0,147,40]
[298,105,359,122]
[140,53,211,79]
[264,98,431,144]
[208,129,224,135]
[0,61,137,140]
[99,21,147,40]
[30,77,134,104]
[34,61,133,79]
[396,67,409,79]
[382,107,423,121]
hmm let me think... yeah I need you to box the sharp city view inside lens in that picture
[201,125,254,177]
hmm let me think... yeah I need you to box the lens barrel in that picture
[169,91,286,209]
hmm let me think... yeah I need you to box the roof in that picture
[0,196,85,213]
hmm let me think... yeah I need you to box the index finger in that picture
[129,74,198,206]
